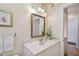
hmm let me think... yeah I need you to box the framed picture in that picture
[0,10,12,27]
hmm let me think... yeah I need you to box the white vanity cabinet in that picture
[24,39,61,56]
[36,42,60,56]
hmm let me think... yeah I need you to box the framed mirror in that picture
[31,13,45,37]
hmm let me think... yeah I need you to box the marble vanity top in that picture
[24,39,60,55]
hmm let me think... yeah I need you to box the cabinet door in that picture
[37,42,60,56]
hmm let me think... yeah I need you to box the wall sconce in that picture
[31,7,47,16]
[38,7,44,13]
[32,7,45,13]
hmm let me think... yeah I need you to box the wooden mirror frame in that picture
[31,13,45,38]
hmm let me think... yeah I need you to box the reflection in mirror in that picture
[31,13,45,37]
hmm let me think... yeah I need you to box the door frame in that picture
[63,3,79,55]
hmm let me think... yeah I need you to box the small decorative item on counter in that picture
[46,26,53,40]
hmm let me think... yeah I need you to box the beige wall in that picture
[0,3,29,55]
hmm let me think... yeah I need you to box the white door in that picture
[68,18,78,46]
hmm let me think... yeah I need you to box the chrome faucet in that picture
[39,36,47,45]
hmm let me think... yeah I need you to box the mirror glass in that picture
[31,13,45,37]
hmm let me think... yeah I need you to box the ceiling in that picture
[40,3,55,11]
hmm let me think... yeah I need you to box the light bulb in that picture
[38,7,42,12]
[41,9,44,13]
[31,8,36,13]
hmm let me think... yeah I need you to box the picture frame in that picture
[0,10,12,27]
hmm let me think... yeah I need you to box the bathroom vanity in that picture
[24,39,61,56]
